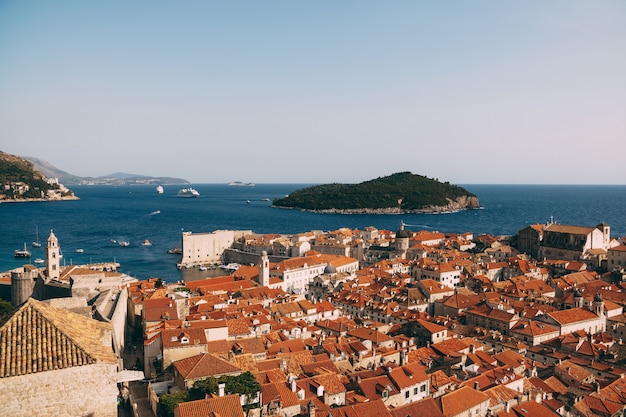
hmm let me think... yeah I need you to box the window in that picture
[414,387,418,395]
[405,391,410,399]
[420,384,426,392]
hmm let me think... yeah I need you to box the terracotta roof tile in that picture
[176,394,245,417]
[440,386,489,416]
[0,298,116,377]
[173,353,242,380]
[332,398,393,417]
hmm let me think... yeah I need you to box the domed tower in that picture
[259,251,270,287]
[593,292,605,317]
[395,221,410,254]
[46,230,60,281]
[573,288,584,309]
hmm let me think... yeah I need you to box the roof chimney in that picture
[218,383,225,397]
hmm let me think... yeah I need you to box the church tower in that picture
[259,251,270,287]
[395,221,410,256]
[593,292,605,317]
[46,230,60,281]
[597,223,611,249]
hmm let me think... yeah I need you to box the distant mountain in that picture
[272,172,480,214]
[24,156,83,184]
[23,156,190,186]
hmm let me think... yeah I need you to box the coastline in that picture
[272,195,481,215]
[0,196,80,204]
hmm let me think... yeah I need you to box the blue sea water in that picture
[1,184,625,283]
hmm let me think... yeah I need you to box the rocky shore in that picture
[0,195,79,203]
[274,195,480,214]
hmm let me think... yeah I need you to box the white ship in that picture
[156,185,164,194]
[177,188,200,197]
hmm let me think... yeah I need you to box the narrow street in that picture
[119,343,155,417]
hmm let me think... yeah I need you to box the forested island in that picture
[272,172,480,214]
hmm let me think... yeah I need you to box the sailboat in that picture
[14,243,31,258]
[32,225,41,248]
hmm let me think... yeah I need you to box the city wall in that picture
[0,363,119,417]
[222,248,290,265]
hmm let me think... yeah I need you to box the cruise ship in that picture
[177,188,200,197]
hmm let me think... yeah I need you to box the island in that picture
[272,172,480,214]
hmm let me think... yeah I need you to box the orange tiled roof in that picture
[261,382,300,407]
[440,386,489,416]
[173,353,242,380]
[176,394,245,417]
[311,372,345,395]
[390,397,444,417]
[0,298,116,377]
[388,362,429,389]
[162,328,207,348]
[333,399,393,417]
[547,307,599,325]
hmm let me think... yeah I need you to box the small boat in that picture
[142,239,152,246]
[224,263,241,271]
[246,200,251,204]
[14,242,32,258]
[75,248,84,253]
[156,185,164,194]
[120,241,130,247]
[177,188,200,197]
[110,239,117,244]
[34,258,45,264]
[167,245,182,254]
[199,265,208,271]
[262,198,270,202]
[32,225,41,248]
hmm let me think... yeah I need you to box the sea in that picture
[1,184,625,283]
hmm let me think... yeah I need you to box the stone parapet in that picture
[0,363,119,417]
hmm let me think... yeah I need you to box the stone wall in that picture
[0,362,119,417]
[222,248,290,265]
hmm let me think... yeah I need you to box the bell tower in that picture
[46,230,60,281]
[259,251,270,287]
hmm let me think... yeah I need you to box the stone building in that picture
[518,221,617,265]
[180,229,251,267]
[0,298,119,417]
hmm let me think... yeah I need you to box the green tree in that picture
[157,390,189,417]
[0,298,14,318]
[189,372,261,404]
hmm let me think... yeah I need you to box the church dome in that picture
[396,228,410,239]
[324,264,337,274]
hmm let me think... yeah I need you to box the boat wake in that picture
[402,223,436,229]
[148,210,161,216]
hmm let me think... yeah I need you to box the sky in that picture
[1,1,625,184]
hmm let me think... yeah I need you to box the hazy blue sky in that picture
[1,1,624,184]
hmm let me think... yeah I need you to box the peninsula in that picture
[0,151,78,203]
[272,171,480,214]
